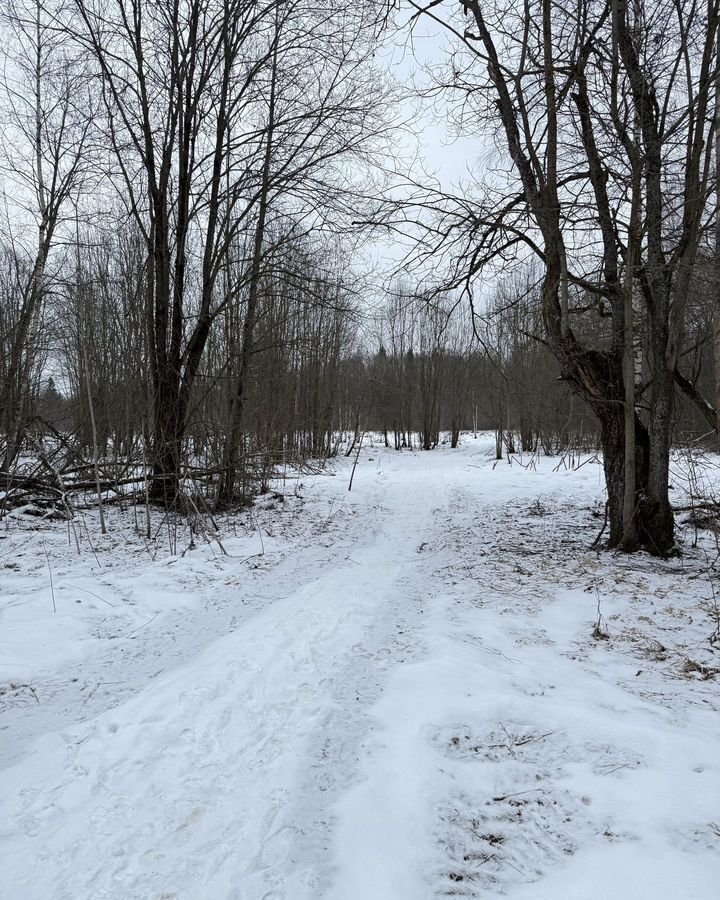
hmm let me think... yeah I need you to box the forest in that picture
[1,0,718,549]
[1,1,720,898]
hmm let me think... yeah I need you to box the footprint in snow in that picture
[256,824,303,869]
[314,769,335,792]
[269,787,289,808]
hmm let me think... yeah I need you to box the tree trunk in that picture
[598,404,649,549]
[218,27,279,508]
[643,353,675,554]
[149,371,182,504]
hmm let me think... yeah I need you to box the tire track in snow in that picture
[234,470,443,900]
[0,459,445,900]
[0,488,389,770]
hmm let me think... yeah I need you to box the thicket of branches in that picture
[0,0,394,513]
[388,0,720,554]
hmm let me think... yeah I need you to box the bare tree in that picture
[66,0,392,505]
[404,0,720,553]
[0,0,90,473]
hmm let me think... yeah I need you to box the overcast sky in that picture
[360,7,497,299]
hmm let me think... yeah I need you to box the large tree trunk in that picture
[598,404,649,549]
[560,345,670,553]
[149,367,182,504]
[643,356,675,554]
[547,289,669,554]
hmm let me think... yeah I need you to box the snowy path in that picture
[1,439,719,899]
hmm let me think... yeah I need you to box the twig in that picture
[348,432,365,492]
[41,540,56,613]
[492,788,543,802]
[8,683,40,703]
[251,508,265,555]
[66,583,115,608]
[125,611,160,638]
[590,500,609,549]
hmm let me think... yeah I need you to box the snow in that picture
[1,436,719,899]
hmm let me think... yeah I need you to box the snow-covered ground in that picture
[1,435,719,900]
